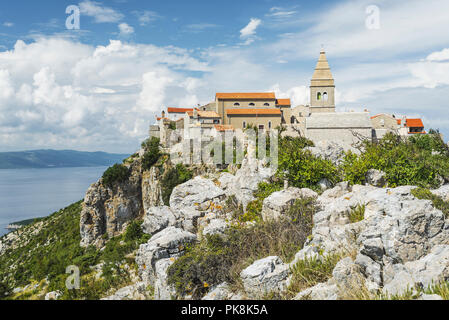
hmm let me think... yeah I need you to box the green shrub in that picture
[167,197,317,299]
[102,164,130,188]
[341,133,449,188]
[160,164,193,205]
[288,253,342,298]
[349,203,366,223]
[0,282,10,299]
[238,182,282,222]
[412,187,449,217]
[141,137,161,171]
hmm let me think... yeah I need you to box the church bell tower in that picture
[310,50,335,113]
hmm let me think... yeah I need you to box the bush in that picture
[160,164,193,205]
[341,133,449,188]
[288,253,342,298]
[238,182,283,223]
[349,204,366,223]
[0,282,10,299]
[141,137,161,171]
[102,164,130,188]
[277,137,339,192]
[167,196,317,299]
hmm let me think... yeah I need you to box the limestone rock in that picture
[169,177,226,211]
[304,141,345,166]
[202,219,228,237]
[136,227,197,285]
[102,282,147,300]
[202,283,232,300]
[240,256,289,298]
[294,282,338,300]
[142,206,177,236]
[262,187,317,222]
[154,258,177,300]
[365,169,387,187]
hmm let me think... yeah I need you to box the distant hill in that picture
[0,150,130,169]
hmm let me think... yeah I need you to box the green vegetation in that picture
[341,132,449,188]
[160,164,193,205]
[288,252,342,298]
[238,182,283,223]
[141,137,162,171]
[102,164,130,188]
[412,187,449,217]
[277,137,339,192]
[0,202,150,300]
[349,203,366,223]
[167,196,317,299]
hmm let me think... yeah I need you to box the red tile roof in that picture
[226,108,282,116]
[276,98,291,106]
[214,124,235,132]
[167,107,194,113]
[216,92,276,100]
[406,118,424,128]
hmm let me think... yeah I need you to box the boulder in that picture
[262,188,318,222]
[365,169,387,187]
[304,141,345,166]
[169,177,226,211]
[136,227,197,285]
[294,282,338,300]
[202,219,228,237]
[101,282,147,300]
[240,256,289,298]
[142,206,177,235]
[154,258,177,300]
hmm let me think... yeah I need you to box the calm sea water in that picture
[0,167,108,237]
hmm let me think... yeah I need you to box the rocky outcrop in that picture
[80,160,144,248]
[102,282,147,300]
[290,183,449,299]
[365,169,387,187]
[240,256,289,299]
[136,227,197,286]
[142,206,177,236]
[304,141,345,166]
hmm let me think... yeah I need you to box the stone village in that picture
[150,50,428,155]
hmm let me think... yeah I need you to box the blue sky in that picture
[0,0,449,153]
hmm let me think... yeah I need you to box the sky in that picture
[0,0,449,153]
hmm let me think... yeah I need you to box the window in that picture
[258,124,265,130]
[249,103,255,107]
[234,103,240,107]
[264,103,270,107]
[243,121,247,129]
[323,92,328,101]
[213,119,220,124]
[268,121,272,129]
[317,92,322,101]
[290,116,296,124]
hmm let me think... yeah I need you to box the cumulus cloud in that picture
[79,0,124,23]
[133,10,160,26]
[426,48,449,62]
[0,38,210,153]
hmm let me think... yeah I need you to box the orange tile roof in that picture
[216,92,276,100]
[186,110,221,118]
[226,108,282,116]
[214,124,235,132]
[276,99,291,106]
[397,119,402,125]
[406,118,424,128]
[167,107,194,113]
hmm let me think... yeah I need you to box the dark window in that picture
[317,92,322,101]
[290,116,296,124]
[249,103,256,107]
[264,103,270,106]
[234,103,240,107]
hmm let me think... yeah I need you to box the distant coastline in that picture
[0,149,130,169]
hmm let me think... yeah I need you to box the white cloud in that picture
[240,18,261,45]
[79,0,124,23]
[3,22,14,27]
[133,10,160,26]
[118,23,134,36]
[267,7,297,18]
[426,48,449,62]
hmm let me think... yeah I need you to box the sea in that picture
[0,167,108,238]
